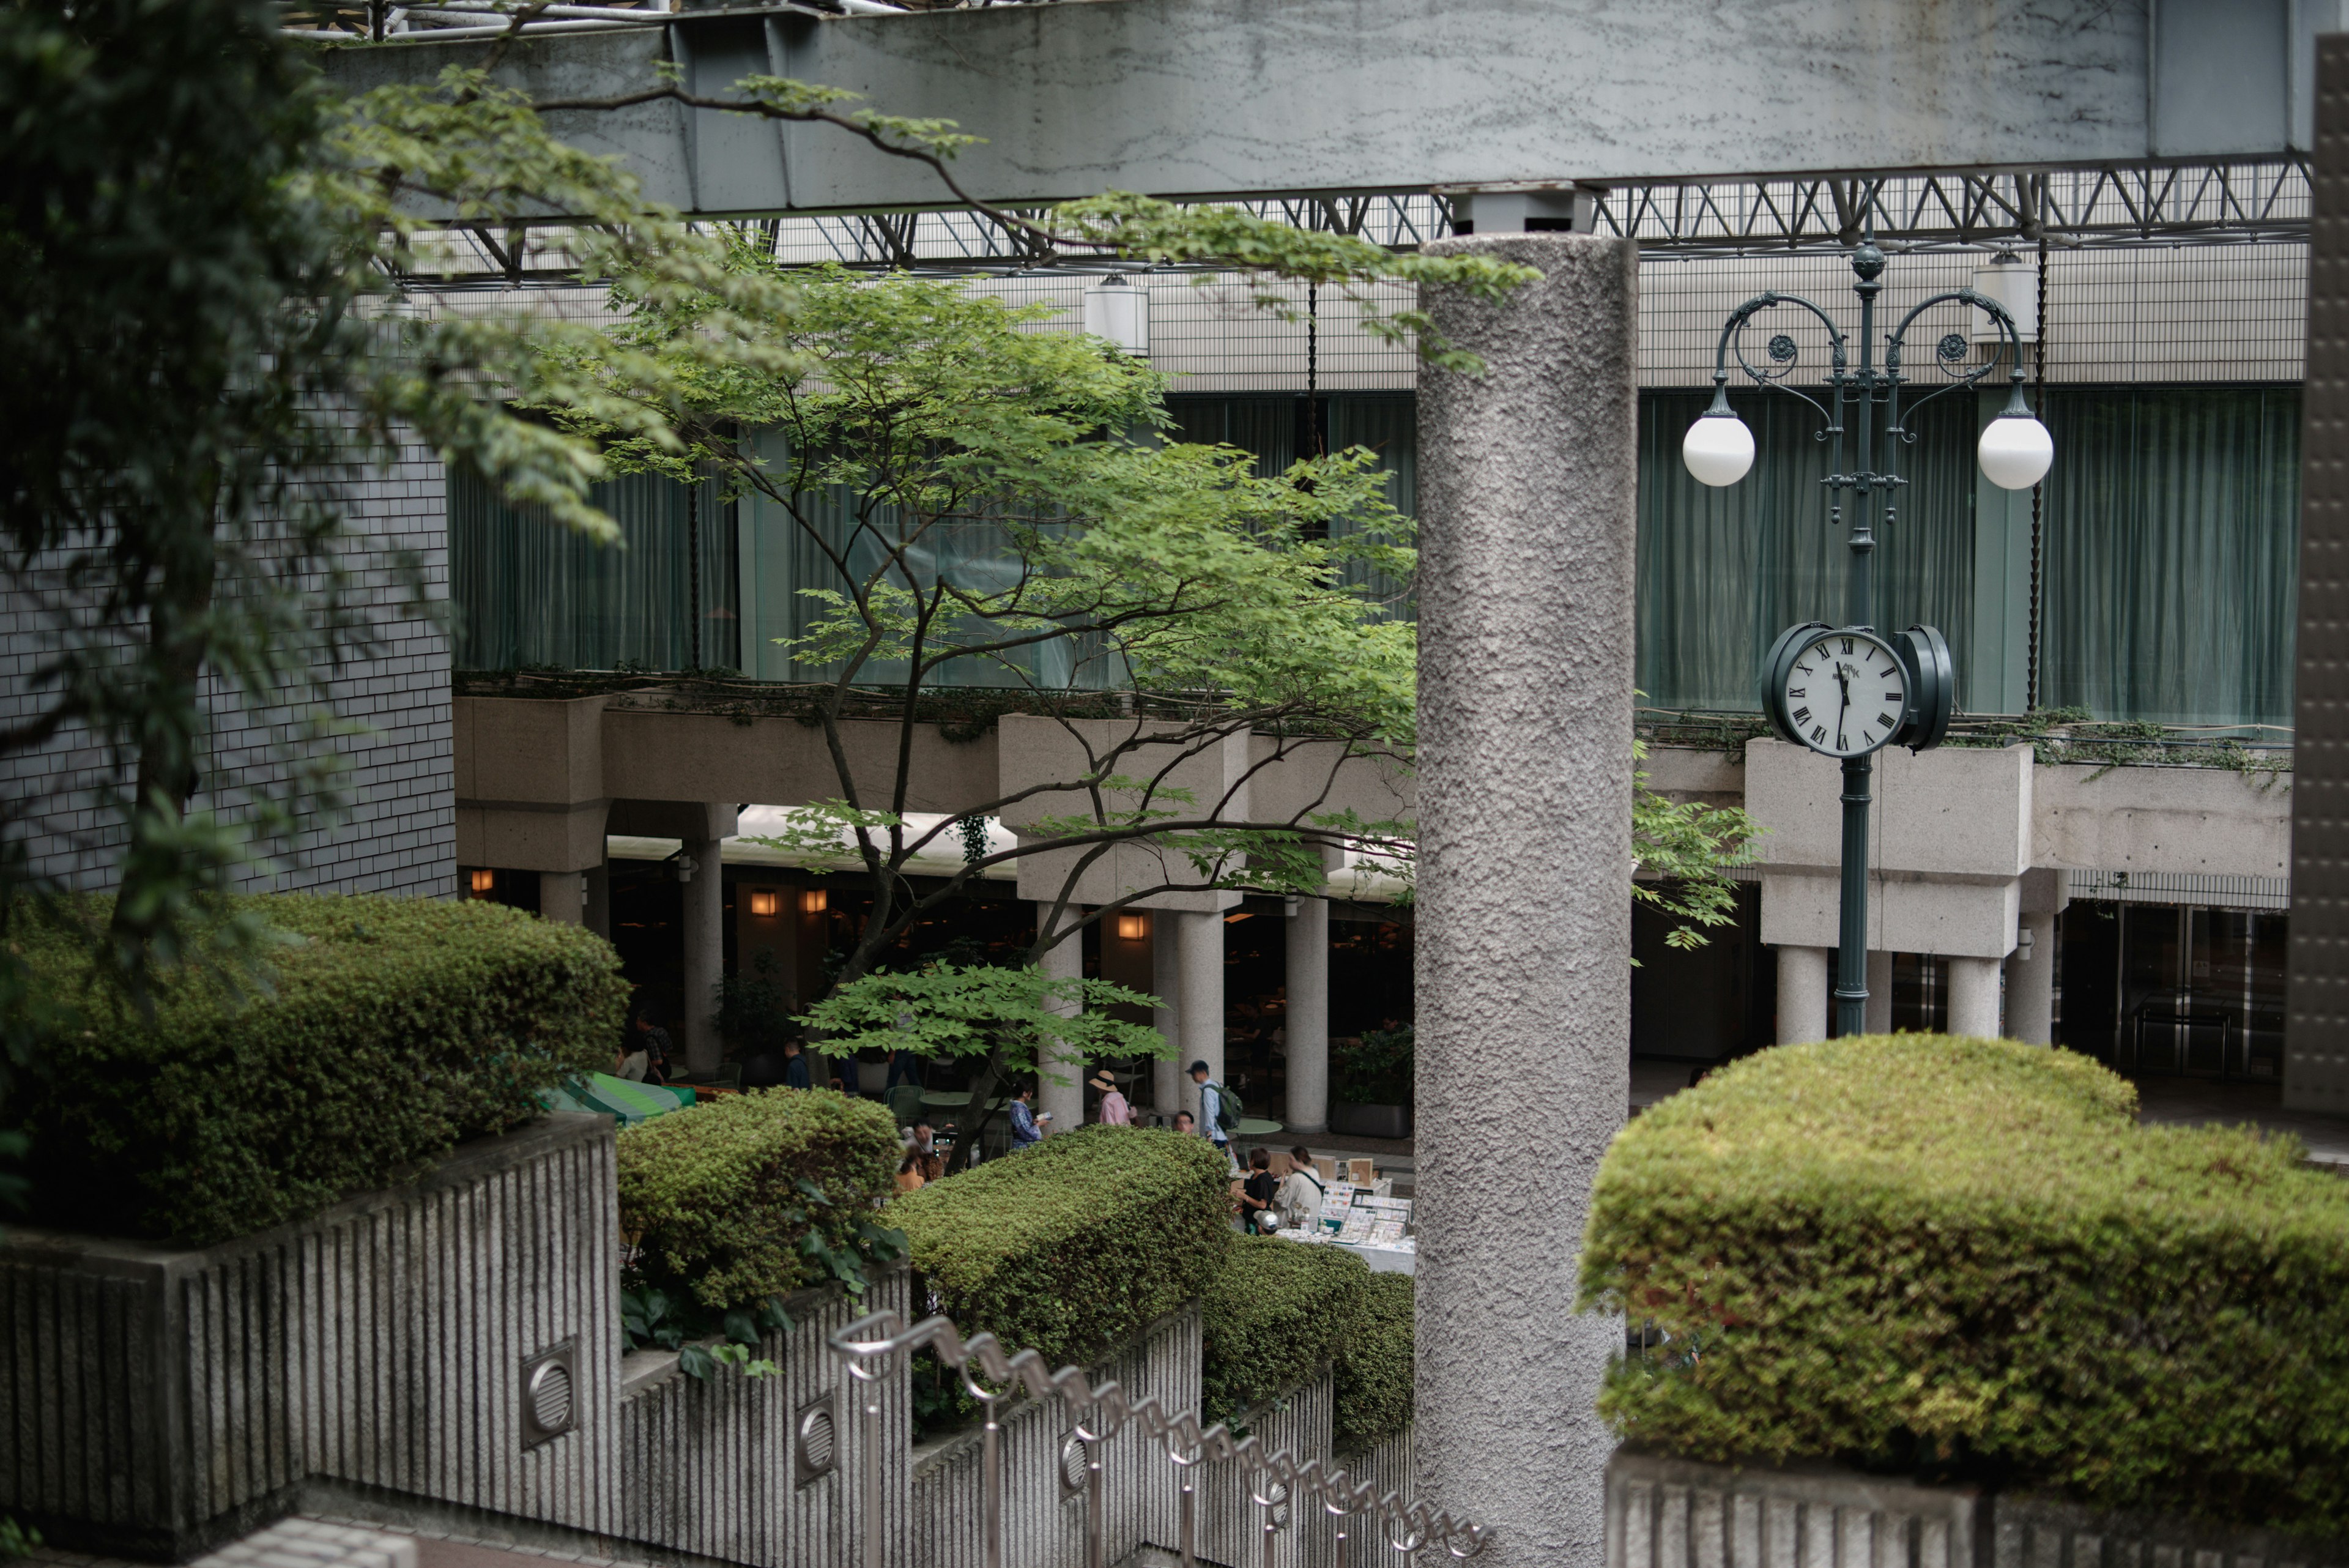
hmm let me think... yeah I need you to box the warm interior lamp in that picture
[469,868,495,896]
[748,888,780,918]
[1978,387,2055,491]
[800,888,828,915]
[1681,390,1755,486]
[1116,913,1149,941]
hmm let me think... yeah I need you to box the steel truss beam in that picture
[392,162,2304,289]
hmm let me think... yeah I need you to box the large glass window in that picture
[2038,385,2300,729]
[1634,389,1978,712]
[449,467,735,672]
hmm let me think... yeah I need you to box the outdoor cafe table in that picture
[1233,1117,1283,1139]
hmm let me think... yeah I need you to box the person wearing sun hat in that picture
[1089,1071,1132,1126]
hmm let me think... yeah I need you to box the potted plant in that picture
[1329,1027,1414,1139]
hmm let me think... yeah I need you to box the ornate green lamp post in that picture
[1681,239,2052,1038]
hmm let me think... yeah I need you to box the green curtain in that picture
[2039,386,2300,729]
[735,431,1120,690]
[1635,389,1977,712]
[449,467,735,671]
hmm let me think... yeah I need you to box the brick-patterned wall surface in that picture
[2292,34,2349,1115]
[1,437,455,901]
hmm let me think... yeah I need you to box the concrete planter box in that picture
[1329,1101,1412,1139]
[1608,1450,2349,1568]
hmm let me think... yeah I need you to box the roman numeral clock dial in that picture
[1760,623,1911,760]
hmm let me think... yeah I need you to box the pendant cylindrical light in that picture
[1970,251,2038,344]
[1082,273,1150,355]
[1979,386,2054,491]
[1682,388,1754,487]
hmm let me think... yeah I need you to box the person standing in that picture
[1091,1071,1131,1126]
[1240,1146,1280,1232]
[1008,1083,1050,1149]
[783,1039,812,1090]
[1189,1060,1234,1166]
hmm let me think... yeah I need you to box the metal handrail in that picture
[828,1307,1491,1567]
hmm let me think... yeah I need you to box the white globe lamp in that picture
[1978,390,2054,491]
[1682,393,1755,487]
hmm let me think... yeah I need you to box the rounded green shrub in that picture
[617,1087,901,1309]
[13,893,625,1245]
[1332,1270,1413,1455]
[891,1125,1232,1372]
[1200,1234,1372,1428]
[1580,1033,2349,1534]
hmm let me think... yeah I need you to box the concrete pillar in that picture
[584,863,610,940]
[1413,232,1638,1568]
[1777,946,1830,1045]
[1865,949,1893,1035]
[2007,912,2057,1044]
[1151,915,1182,1120]
[681,837,725,1078]
[1285,897,1330,1132]
[1037,907,1086,1134]
[1948,955,2003,1038]
[1174,910,1225,1091]
[539,871,584,926]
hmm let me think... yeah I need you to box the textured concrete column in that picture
[1865,949,1894,1035]
[681,838,725,1077]
[584,862,610,940]
[1151,916,1183,1119]
[1175,910,1225,1090]
[539,870,584,926]
[1778,946,1830,1045]
[1414,232,1638,1568]
[1285,897,1330,1132]
[1948,955,2002,1038]
[2008,911,2058,1044]
[1037,907,1086,1134]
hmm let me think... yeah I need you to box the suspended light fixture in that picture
[1978,386,2055,491]
[1681,388,1755,486]
[1970,250,2038,344]
[1082,273,1150,356]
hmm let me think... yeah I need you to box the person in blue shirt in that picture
[783,1039,812,1091]
[1189,1060,1233,1164]
[1007,1083,1052,1148]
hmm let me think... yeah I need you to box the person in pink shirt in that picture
[1090,1071,1132,1126]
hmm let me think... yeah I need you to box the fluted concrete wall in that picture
[0,1115,618,1559]
[1195,1368,1336,1568]
[910,1305,1203,1568]
[1608,1452,2349,1568]
[617,1269,908,1568]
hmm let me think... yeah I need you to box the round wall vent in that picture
[793,1395,840,1487]
[519,1342,579,1449]
[1059,1433,1090,1493]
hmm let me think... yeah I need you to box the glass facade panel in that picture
[2038,385,2301,729]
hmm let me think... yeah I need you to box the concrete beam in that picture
[319,0,2299,218]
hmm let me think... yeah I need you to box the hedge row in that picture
[891,1124,1233,1372]
[1199,1237,1414,1453]
[1332,1271,1414,1455]
[618,1088,902,1309]
[13,894,625,1245]
[1580,1034,2349,1535]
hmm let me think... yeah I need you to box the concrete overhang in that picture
[318,0,2312,218]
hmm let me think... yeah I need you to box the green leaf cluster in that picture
[1579,1034,2349,1534]
[891,1125,1233,1373]
[796,960,1166,1077]
[1332,1271,1415,1456]
[9,893,624,1246]
[1200,1234,1371,1429]
[617,1088,904,1310]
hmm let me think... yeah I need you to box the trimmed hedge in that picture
[891,1125,1232,1372]
[1331,1271,1414,1455]
[1579,1034,2349,1534]
[618,1088,901,1309]
[1200,1234,1371,1427]
[13,893,624,1245]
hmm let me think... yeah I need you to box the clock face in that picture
[1778,630,1907,758]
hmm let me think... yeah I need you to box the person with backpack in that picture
[1190,1059,1238,1167]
